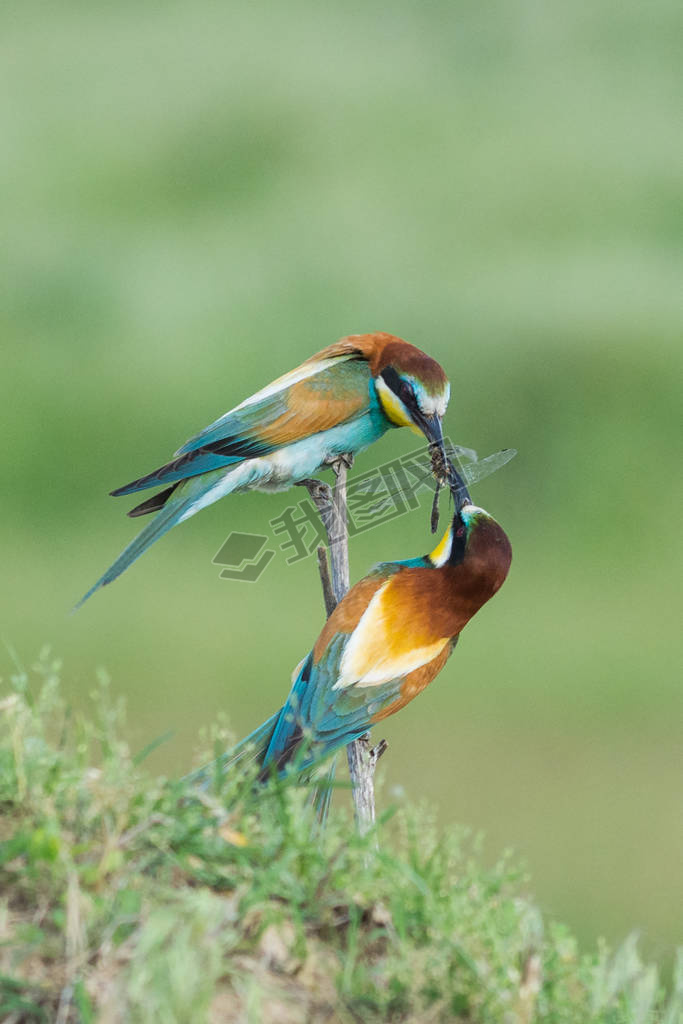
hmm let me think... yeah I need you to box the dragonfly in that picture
[431,444,517,531]
[443,443,517,487]
[342,442,517,535]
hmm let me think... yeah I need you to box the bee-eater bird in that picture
[77,332,454,606]
[199,500,512,781]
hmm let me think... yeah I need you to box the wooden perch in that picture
[298,456,387,835]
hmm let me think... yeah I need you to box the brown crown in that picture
[312,332,448,392]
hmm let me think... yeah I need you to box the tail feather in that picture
[110,451,240,497]
[184,710,282,788]
[308,755,338,828]
[110,435,267,497]
[74,499,190,609]
[127,484,180,518]
[75,469,236,609]
[185,708,336,796]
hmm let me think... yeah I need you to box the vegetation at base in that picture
[1,654,681,1023]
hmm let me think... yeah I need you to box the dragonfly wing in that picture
[454,448,517,487]
[447,444,479,463]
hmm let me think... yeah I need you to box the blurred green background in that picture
[2,0,681,971]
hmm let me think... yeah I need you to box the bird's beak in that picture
[413,411,473,511]
[446,459,472,512]
[413,410,446,455]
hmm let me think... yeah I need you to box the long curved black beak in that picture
[445,458,472,512]
[414,411,472,511]
[414,410,448,459]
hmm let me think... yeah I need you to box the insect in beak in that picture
[429,446,472,532]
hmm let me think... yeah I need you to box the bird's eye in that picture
[455,525,465,537]
[399,380,414,404]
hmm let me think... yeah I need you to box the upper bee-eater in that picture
[77,332,454,606]
[198,496,512,781]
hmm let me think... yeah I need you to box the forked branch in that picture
[298,456,387,835]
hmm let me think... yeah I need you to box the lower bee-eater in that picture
[201,499,512,780]
[77,332,453,606]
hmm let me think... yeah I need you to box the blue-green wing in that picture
[176,356,372,453]
[263,635,403,772]
[174,389,289,456]
[264,558,436,770]
[112,356,372,496]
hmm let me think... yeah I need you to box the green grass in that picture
[1,655,681,1023]
[1,0,682,973]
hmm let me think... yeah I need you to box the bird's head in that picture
[363,334,451,454]
[428,502,512,596]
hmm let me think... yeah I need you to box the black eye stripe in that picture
[449,519,467,565]
[380,366,401,391]
[380,367,416,406]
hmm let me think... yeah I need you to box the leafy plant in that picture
[1,654,680,1022]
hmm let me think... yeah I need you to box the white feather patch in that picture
[418,381,450,419]
[333,581,448,689]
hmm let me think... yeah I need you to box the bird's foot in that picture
[324,452,355,474]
